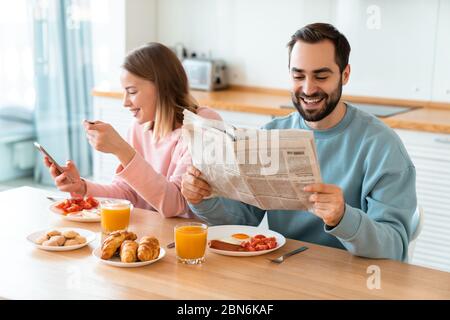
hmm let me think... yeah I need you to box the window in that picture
[0,1,35,109]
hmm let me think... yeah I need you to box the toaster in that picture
[182,58,228,91]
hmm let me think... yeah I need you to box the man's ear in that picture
[342,64,351,85]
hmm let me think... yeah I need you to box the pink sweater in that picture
[83,107,221,218]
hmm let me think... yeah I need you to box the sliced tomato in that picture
[251,238,263,246]
[85,196,99,208]
[241,241,250,248]
[267,241,277,249]
[56,199,69,209]
[253,234,266,239]
[255,244,269,251]
[55,196,99,214]
[83,202,92,209]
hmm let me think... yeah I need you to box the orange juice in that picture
[174,223,207,264]
[100,200,131,234]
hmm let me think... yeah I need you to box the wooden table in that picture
[1,186,449,299]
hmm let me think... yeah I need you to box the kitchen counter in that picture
[92,86,450,134]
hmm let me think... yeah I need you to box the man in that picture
[181,23,417,261]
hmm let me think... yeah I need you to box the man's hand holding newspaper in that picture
[181,110,322,211]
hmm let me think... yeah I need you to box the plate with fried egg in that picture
[207,225,286,257]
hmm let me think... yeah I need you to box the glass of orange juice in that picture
[174,222,208,264]
[100,199,132,235]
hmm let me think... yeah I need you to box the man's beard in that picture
[292,78,343,122]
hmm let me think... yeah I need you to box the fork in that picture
[269,246,308,263]
[46,196,65,202]
[166,242,175,249]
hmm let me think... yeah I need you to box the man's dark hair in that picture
[287,23,351,73]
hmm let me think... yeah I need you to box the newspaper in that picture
[181,110,322,210]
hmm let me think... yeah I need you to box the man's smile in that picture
[300,96,325,111]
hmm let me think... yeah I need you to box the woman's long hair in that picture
[122,42,198,140]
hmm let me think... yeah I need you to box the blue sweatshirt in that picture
[190,104,417,261]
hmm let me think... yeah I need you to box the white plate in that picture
[49,198,133,223]
[92,247,166,268]
[26,227,96,251]
[207,225,286,257]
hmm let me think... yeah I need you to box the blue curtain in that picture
[32,0,94,185]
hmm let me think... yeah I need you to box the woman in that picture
[44,42,221,218]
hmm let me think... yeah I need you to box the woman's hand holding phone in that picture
[84,120,136,167]
[43,157,87,197]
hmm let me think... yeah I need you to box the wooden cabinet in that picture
[335,0,450,103]
[395,129,450,272]
[335,0,439,100]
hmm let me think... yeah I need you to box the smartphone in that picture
[34,142,65,175]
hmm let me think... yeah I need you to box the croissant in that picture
[101,230,137,260]
[120,240,139,263]
[137,236,160,261]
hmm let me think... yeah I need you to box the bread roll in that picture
[120,240,138,263]
[49,235,66,246]
[35,234,49,245]
[62,230,79,239]
[64,239,79,246]
[137,236,160,261]
[43,239,59,246]
[101,230,137,260]
[74,235,86,244]
[46,230,61,237]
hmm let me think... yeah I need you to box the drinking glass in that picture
[174,222,208,264]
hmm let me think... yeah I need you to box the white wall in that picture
[91,0,157,90]
[157,0,335,90]
[125,0,157,53]
[90,0,125,89]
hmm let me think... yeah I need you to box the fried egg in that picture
[219,233,250,245]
